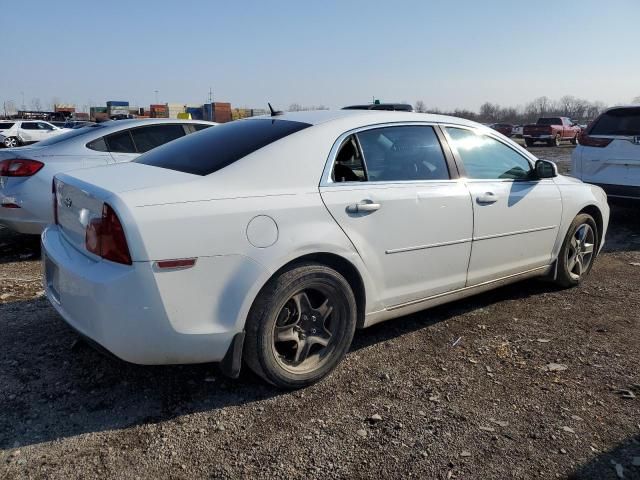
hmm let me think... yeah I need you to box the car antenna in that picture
[268,103,283,116]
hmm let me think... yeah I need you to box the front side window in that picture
[37,122,54,130]
[130,124,186,153]
[446,127,532,180]
[331,126,450,183]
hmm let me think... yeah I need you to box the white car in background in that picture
[572,105,640,200]
[0,120,69,148]
[42,110,609,389]
[0,119,216,234]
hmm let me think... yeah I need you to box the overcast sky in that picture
[2,0,639,112]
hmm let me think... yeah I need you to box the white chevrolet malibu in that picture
[42,110,610,388]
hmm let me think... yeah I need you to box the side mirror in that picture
[535,159,558,179]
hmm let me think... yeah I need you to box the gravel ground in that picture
[1,145,639,479]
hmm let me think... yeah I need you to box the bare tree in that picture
[633,96,640,104]
[414,100,426,113]
[479,102,501,123]
[30,98,42,111]
[288,103,303,112]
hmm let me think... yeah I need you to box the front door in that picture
[444,126,562,285]
[320,125,473,308]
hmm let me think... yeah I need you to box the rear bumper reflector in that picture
[155,258,197,270]
[1,203,20,209]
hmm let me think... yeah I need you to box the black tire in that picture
[244,263,357,389]
[571,134,578,145]
[554,213,598,288]
[551,134,561,147]
[3,136,20,148]
[525,138,535,147]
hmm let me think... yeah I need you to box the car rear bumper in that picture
[41,226,262,365]
[0,186,49,234]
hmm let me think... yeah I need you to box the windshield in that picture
[135,119,311,176]
[34,123,107,146]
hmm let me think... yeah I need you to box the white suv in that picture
[572,106,640,200]
[0,120,69,148]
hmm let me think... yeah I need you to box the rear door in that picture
[320,124,473,308]
[444,126,562,285]
[580,107,640,192]
[18,122,39,143]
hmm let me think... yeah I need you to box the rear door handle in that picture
[476,192,498,204]
[346,200,381,213]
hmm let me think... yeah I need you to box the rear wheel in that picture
[3,136,19,148]
[244,263,357,389]
[554,213,598,288]
[571,134,578,145]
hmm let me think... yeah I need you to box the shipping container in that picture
[106,100,129,107]
[186,107,204,120]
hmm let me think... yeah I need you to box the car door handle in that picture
[346,200,381,213]
[476,192,498,204]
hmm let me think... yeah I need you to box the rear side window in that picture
[130,124,185,153]
[357,126,449,181]
[590,108,640,136]
[106,131,136,153]
[21,122,38,130]
[136,119,311,175]
[0,122,15,129]
[537,118,562,126]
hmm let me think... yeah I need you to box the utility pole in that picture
[209,87,213,104]
[20,91,25,111]
[154,90,159,104]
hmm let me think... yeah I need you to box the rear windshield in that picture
[35,123,107,146]
[590,108,640,136]
[135,119,311,175]
[0,122,15,129]
[536,118,562,125]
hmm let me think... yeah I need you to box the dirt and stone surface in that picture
[1,145,639,479]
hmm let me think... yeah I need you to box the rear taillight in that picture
[0,158,44,177]
[578,133,613,148]
[85,203,132,265]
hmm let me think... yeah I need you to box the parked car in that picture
[343,103,414,112]
[571,105,640,200]
[41,110,609,389]
[0,120,70,148]
[523,117,581,147]
[512,125,524,137]
[0,119,216,234]
[489,123,513,137]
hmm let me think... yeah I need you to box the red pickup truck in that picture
[523,117,581,147]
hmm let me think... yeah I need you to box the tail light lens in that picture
[85,203,132,265]
[578,133,613,148]
[0,158,44,177]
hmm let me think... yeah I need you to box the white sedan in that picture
[0,119,216,234]
[42,110,609,388]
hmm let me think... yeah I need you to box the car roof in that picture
[248,109,481,129]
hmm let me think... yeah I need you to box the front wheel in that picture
[244,263,357,389]
[3,136,19,148]
[554,213,598,288]
[525,138,535,147]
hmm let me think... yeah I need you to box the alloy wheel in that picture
[272,287,341,374]
[566,223,595,280]
[4,137,18,148]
